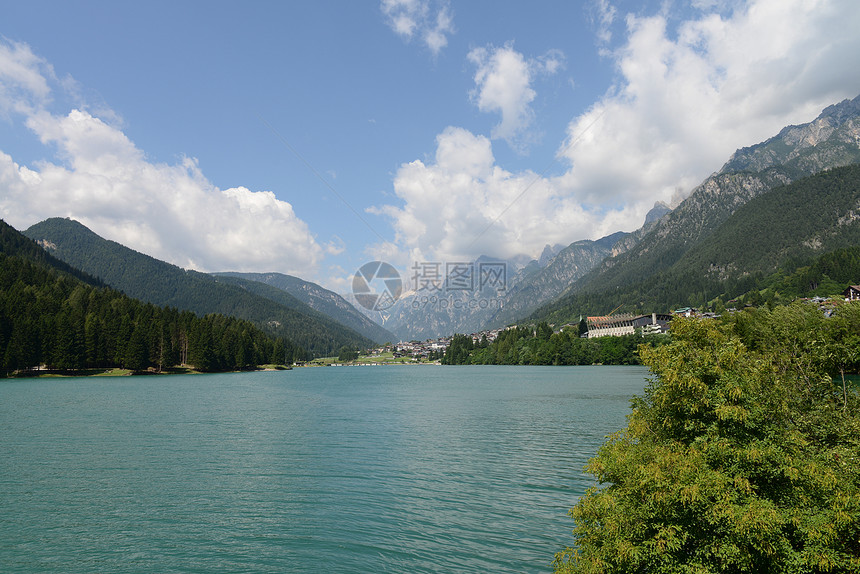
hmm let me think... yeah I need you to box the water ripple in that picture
[0,365,646,573]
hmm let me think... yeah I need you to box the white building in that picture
[587,313,671,338]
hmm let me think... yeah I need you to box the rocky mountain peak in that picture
[538,244,564,267]
[819,93,860,123]
[644,201,671,225]
[720,92,860,174]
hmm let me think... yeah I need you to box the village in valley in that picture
[315,284,860,366]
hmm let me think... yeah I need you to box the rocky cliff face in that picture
[610,202,671,257]
[484,237,624,328]
[721,94,860,174]
[349,233,631,340]
[558,94,860,302]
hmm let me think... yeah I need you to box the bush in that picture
[555,309,860,573]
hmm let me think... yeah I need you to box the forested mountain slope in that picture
[1,219,294,373]
[24,218,375,355]
[532,94,860,322]
[214,271,394,343]
[536,163,860,320]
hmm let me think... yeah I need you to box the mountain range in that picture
[371,92,860,338]
[344,236,622,341]
[24,218,390,355]
[213,271,393,343]
[530,93,860,324]
[9,93,860,347]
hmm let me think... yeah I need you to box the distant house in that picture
[844,285,860,301]
[672,307,697,317]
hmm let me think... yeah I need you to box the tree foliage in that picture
[555,306,860,573]
[337,346,359,362]
[443,324,665,366]
[441,333,475,365]
[23,218,376,356]
[0,252,300,375]
[536,164,860,323]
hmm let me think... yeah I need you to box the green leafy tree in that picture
[123,322,149,371]
[554,314,860,573]
[337,346,359,362]
[442,333,474,365]
[536,321,553,342]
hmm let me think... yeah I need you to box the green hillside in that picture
[1,217,104,287]
[671,164,860,291]
[552,168,795,308]
[529,95,860,323]
[24,218,375,356]
[214,271,394,343]
[1,219,294,374]
[535,163,860,321]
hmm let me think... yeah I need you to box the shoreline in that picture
[3,365,293,379]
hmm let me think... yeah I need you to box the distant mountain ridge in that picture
[481,234,629,329]
[529,93,860,323]
[354,229,635,340]
[214,271,394,343]
[722,95,860,174]
[24,218,379,355]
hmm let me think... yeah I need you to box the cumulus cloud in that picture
[557,0,860,209]
[371,126,595,263]
[378,0,860,264]
[380,0,454,56]
[468,44,564,151]
[468,45,535,149]
[0,40,324,276]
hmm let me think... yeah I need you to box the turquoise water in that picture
[0,365,647,573]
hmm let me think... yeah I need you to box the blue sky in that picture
[1,0,860,293]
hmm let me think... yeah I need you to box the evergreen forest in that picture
[24,218,377,356]
[1,222,299,376]
[442,322,666,366]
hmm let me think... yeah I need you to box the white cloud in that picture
[381,0,422,37]
[537,49,566,75]
[468,44,564,151]
[557,0,860,209]
[326,236,346,255]
[0,39,54,117]
[592,0,617,46]
[468,45,533,148]
[380,0,454,56]
[378,0,860,265]
[0,40,324,277]
[371,126,595,263]
[424,4,454,54]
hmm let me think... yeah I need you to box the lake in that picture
[0,365,648,573]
